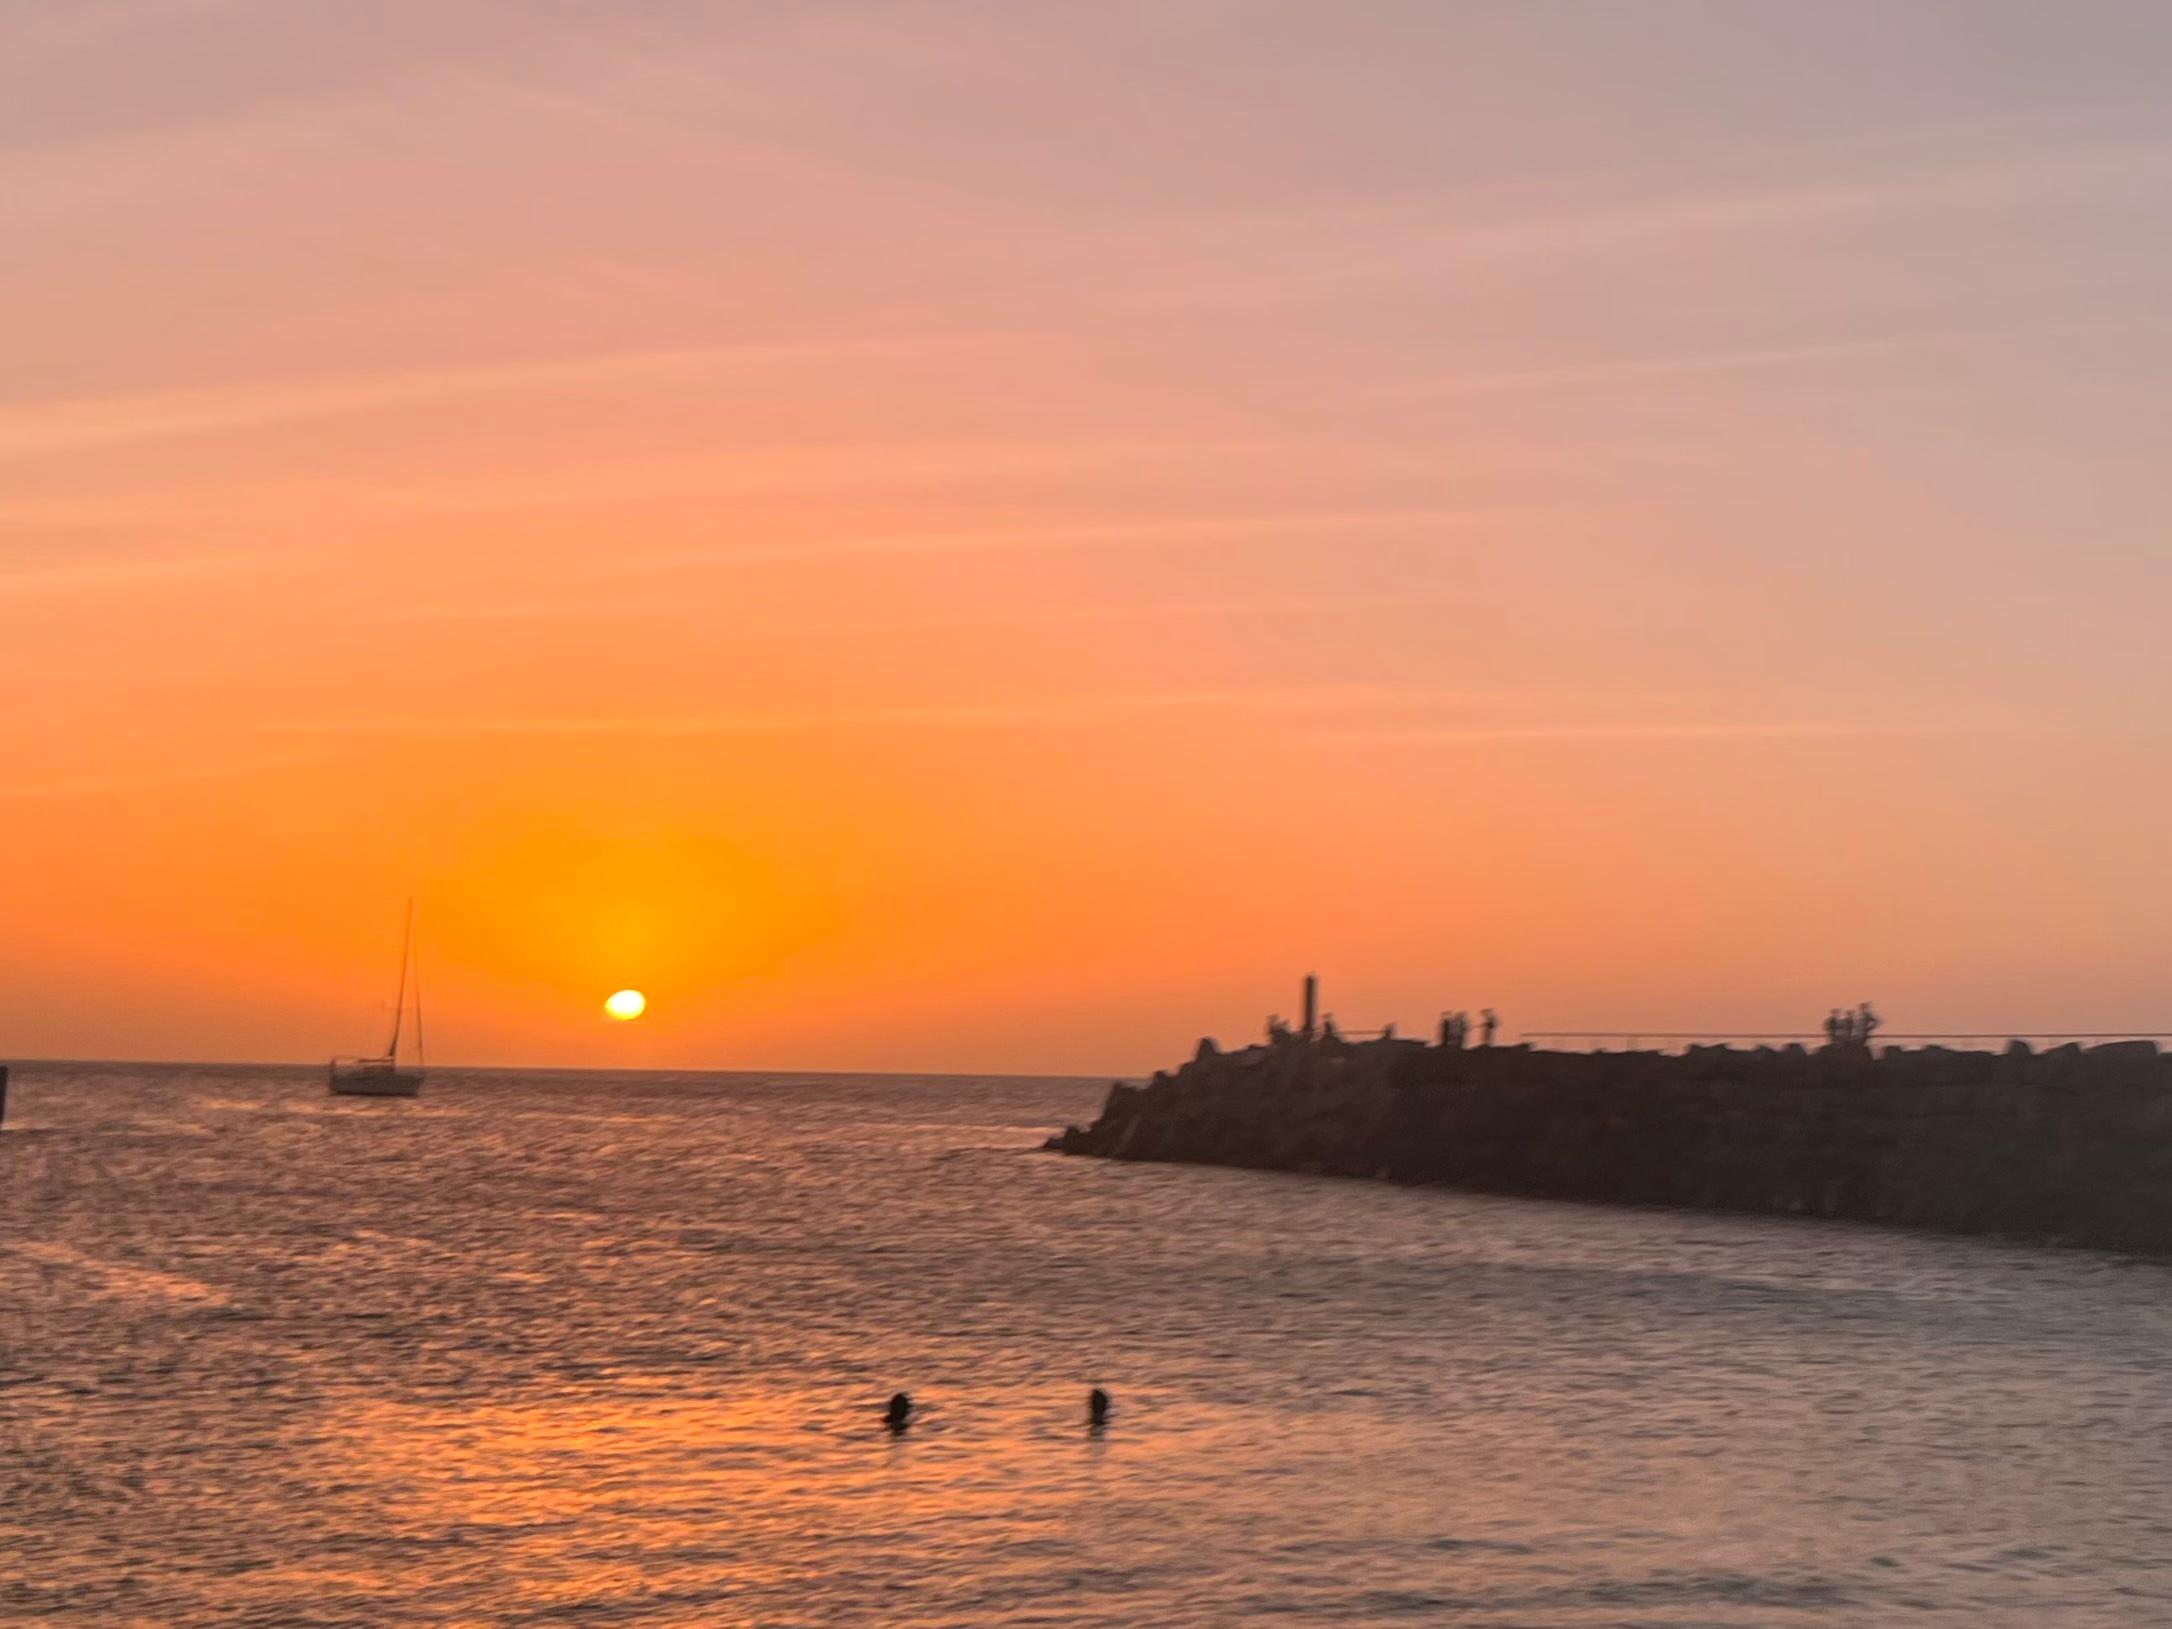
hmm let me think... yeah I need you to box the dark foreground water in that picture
[4,1065,2172,1626]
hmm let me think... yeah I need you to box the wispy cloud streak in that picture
[0,332,1035,459]
[549,506,1538,585]
[377,586,1463,631]
[260,686,1415,740]
[255,688,1871,744]
[1378,326,2090,402]
[0,751,335,802]
[1339,721,1901,745]
[0,548,284,597]
[1121,134,2172,313]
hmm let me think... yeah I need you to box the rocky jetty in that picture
[1046,1033,2172,1254]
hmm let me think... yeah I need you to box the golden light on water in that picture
[604,989,647,1022]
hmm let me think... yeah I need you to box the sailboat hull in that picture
[328,1062,424,1098]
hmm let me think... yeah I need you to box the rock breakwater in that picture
[1047,1034,2172,1253]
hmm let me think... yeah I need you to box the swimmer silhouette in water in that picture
[1088,1387,1110,1428]
[884,1391,914,1432]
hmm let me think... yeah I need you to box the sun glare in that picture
[604,989,647,1022]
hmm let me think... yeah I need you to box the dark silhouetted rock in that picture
[1047,1031,2172,1255]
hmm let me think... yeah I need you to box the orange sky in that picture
[6,3,2172,1070]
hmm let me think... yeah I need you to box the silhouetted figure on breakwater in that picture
[1480,1009,1498,1047]
[1826,1003,1884,1050]
[1440,1011,1470,1049]
[884,1392,914,1432]
[1088,1388,1110,1428]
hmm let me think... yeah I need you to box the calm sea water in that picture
[4,1063,2172,1626]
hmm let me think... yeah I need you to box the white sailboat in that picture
[329,900,425,1098]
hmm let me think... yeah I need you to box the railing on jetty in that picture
[1521,1031,2172,1054]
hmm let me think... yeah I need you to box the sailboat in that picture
[329,900,425,1098]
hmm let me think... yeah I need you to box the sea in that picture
[4,1062,2172,1627]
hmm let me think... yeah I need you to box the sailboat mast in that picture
[386,898,414,1061]
[412,943,425,1073]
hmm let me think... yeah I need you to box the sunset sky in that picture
[7,2,2172,1071]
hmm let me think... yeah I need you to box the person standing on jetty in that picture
[1823,1004,1883,1049]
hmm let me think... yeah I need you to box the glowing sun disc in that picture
[604,989,647,1022]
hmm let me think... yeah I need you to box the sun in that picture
[604,989,647,1022]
